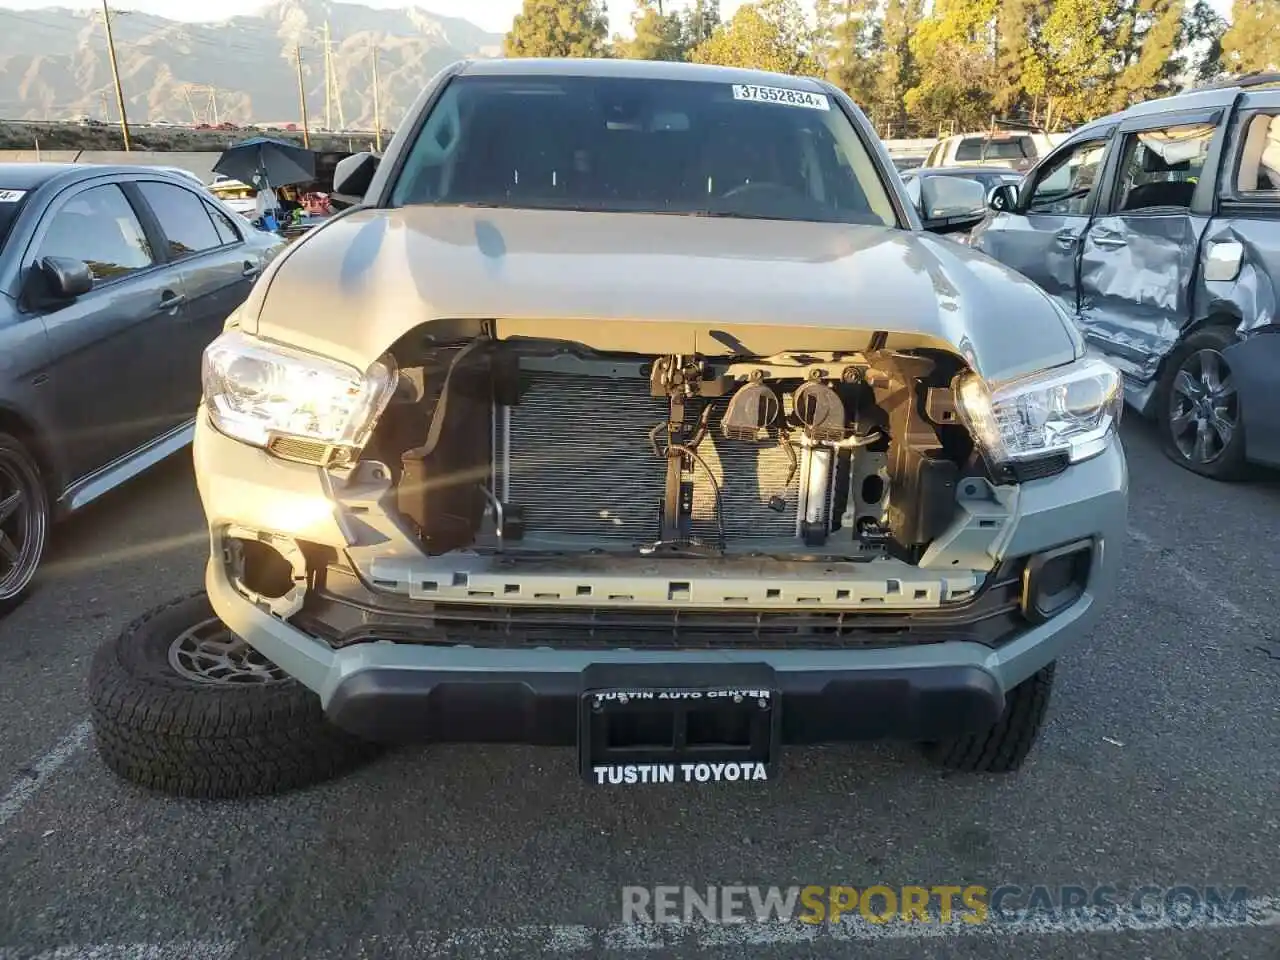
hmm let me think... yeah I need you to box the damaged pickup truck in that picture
[88,58,1128,799]
[974,72,1280,479]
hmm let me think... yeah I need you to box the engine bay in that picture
[365,337,981,564]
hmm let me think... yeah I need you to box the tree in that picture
[1021,0,1113,130]
[874,0,926,135]
[1108,0,1187,110]
[680,0,722,51]
[814,0,882,108]
[1220,0,1280,73]
[614,0,687,61]
[504,0,610,59]
[994,0,1050,114]
[906,0,1000,133]
[1182,0,1228,82]
[691,0,821,76]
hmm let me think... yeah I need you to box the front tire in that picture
[1156,326,1248,480]
[922,663,1055,773]
[88,592,381,799]
[0,431,49,616]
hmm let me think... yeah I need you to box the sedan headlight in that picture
[957,357,1122,469]
[201,330,397,459]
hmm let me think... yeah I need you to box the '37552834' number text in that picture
[731,84,831,111]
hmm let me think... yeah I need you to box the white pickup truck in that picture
[922,131,1055,172]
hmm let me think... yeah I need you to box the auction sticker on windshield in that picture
[0,190,26,203]
[732,84,830,111]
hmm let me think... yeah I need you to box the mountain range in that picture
[0,0,503,127]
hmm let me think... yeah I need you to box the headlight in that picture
[201,330,396,459]
[957,357,1122,469]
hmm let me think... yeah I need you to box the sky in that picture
[0,0,1235,37]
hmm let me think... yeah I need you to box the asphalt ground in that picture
[0,417,1277,959]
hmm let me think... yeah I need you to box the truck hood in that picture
[245,205,1078,383]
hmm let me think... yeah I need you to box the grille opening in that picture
[371,341,984,563]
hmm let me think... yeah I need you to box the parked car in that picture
[900,167,1023,242]
[923,131,1050,172]
[973,73,1280,479]
[0,164,283,612]
[87,59,1127,800]
[208,175,258,218]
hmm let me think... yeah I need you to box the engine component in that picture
[397,345,492,555]
[721,381,781,442]
[872,352,959,550]
[792,380,847,443]
[797,445,834,546]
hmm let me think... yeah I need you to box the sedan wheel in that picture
[0,433,49,611]
[1168,348,1238,466]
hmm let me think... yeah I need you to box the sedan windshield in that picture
[390,74,899,227]
[0,191,30,250]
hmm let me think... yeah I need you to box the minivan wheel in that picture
[0,432,49,616]
[89,592,382,799]
[1157,327,1248,480]
[922,663,1055,773]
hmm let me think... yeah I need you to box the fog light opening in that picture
[224,528,309,619]
[1022,539,1092,623]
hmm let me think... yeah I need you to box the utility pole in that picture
[371,47,382,152]
[101,0,131,150]
[323,21,333,130]
[294,46,311,148]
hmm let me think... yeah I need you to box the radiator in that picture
[496,372,802,543]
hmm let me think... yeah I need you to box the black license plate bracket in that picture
[578,663,780,785]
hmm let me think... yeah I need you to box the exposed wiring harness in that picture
[647,406,726,552]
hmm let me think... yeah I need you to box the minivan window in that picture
[1114,122,1214,211]
[1026,140,1109,215]
[1237,113,1280,192]
[390,75,898,227]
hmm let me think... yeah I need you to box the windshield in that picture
[0,190,30,251]
[389,74,899,227]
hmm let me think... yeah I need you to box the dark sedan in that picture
[0,164,283,611]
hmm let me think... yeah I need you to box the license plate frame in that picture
[578,663,780,786]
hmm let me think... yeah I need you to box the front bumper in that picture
[195,413,1129,745]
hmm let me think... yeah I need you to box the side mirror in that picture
[332,152,380,205]
[987,183,1019,213]
[920,176,987,234]
[39,256,93,300]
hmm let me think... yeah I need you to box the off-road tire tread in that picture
[923,663,1055,773]
[88,591,380,799]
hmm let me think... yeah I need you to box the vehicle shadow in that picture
[38,453,204,582]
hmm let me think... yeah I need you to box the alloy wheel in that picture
[1168,348,1238,465]
[167,618,290,685]
[0,449,46,602]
